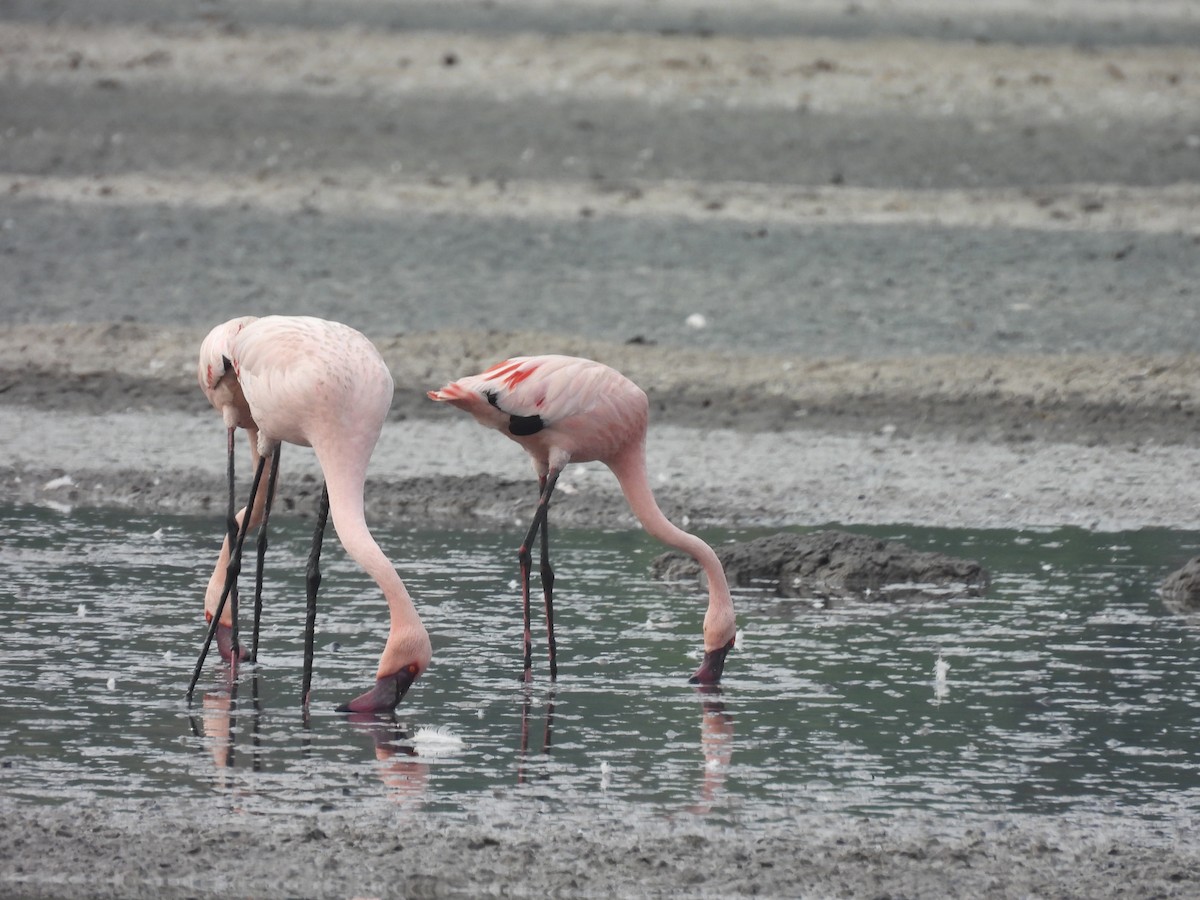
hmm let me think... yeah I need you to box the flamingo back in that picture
[223,316,394,453]
[429,355,648,467]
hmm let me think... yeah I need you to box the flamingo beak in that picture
[336,664,422,714]
[688,638,735,686]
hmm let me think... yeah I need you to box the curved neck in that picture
[319,454,430,676]
[607,446,736,650]
[323,466,420,621]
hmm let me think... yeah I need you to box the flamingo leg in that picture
[224,426,241,670]
[518,469,560,680]
[301,482,330,711]
[187,453,269,703]
[539,492,557,681]
[250,448,281,663]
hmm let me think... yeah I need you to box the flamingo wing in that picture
[477,356,617,427]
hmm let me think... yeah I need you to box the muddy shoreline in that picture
[2,799,1197,900]
[3,323,1200,533]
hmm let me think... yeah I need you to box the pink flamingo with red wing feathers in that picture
[428,355,736,684]
[188,315,431,714]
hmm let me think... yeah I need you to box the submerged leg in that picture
[518,469,560,680]
[187,454,269,703]
[301,482,330,711]
[250,448,281,663]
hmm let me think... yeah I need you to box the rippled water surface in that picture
[3,503,1200,826]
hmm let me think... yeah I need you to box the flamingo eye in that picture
[485,390,500,409]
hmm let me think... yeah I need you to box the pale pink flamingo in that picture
[428,355,736,684]
[188,315,431,714]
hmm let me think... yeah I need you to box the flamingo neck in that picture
[323,471,431,677]
[608,446,736,651]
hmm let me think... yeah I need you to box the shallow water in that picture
[2,503,1200,827]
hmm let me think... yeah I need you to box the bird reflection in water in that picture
[189,678,429,808]
[345,713,430,808]
[189,674,263,795]
[688,685,734,816]
[514,685,733,815]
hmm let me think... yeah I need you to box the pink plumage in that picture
[430,354,736,684]
[196,315,431,713]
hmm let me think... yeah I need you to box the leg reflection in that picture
[518,688,556,785]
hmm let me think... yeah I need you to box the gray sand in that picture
[4,323,1199,534]
[2,0,1200,896]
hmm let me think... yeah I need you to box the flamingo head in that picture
[688,637,735,686]
[336,663,424,715]
[198,316,258,429]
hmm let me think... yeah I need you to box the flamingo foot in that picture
[336,665,421,714]
[215,623,250,664]
[688,638,735,685]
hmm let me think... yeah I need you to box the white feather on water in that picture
[410,725,466,757]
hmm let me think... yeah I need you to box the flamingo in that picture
[428,355,736,684]
[188,315,431,714]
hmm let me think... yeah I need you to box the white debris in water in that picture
[43,475,75,490]
[933,654,950,705]
[41,500,73,515]
[163,650,174,662]
[106,677,116,690]
[685,313,708,330]
[599,760,612,791]
[77,604,87,618]
[148,528,165,542]
[411,725,465,757]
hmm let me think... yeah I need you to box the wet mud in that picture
[651,529,989,601]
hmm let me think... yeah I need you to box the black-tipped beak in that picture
[688,638,735,686]
[336,665,421,714]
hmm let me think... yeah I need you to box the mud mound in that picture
[651,530,989,602]
[1161,556,1200,613]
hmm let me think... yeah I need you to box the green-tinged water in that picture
[2,503,1199,825]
